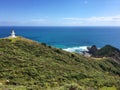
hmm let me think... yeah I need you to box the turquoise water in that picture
[0,26,120,52]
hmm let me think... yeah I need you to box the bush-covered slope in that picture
[94,45,120,57]
[94,45,120,64]
[0,37,120,90]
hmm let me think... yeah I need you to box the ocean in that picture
[0,26,120,53]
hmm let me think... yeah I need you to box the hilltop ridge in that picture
[88,45,120,64]
[0,37,120,90]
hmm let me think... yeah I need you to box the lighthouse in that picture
[11,30,16,38]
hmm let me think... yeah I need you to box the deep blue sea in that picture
[0,26,120,53]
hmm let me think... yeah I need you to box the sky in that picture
[0,0,120,26]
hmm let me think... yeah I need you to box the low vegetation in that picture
[0,37,120,90]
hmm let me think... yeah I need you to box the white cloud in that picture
[87,16,120,22]
[63,15,120,26]
[64,15,120,22]
[31,19,48,22]
[63,18,82,21]
[62,21,83,26]
[0,18,49,26]
[1,16,120,26]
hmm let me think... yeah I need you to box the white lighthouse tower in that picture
[11,30,16,38]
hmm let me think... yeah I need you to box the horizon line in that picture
[0,25,120,27]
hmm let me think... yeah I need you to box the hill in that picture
[93,45,120,64]
[0,37,120,90]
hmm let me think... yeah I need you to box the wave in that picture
[63,46,89,53]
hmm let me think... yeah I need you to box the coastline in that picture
[0,26,120,49]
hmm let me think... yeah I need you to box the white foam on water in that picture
[63,46,89,53]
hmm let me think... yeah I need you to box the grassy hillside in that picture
[93,45,120,64]
[94,45,120,57]
[0,37,120,90]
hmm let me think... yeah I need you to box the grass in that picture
[99,86,116,90]
[0,85,26,90]
[0,37,120,90]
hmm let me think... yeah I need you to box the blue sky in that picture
[0,0,120,26]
